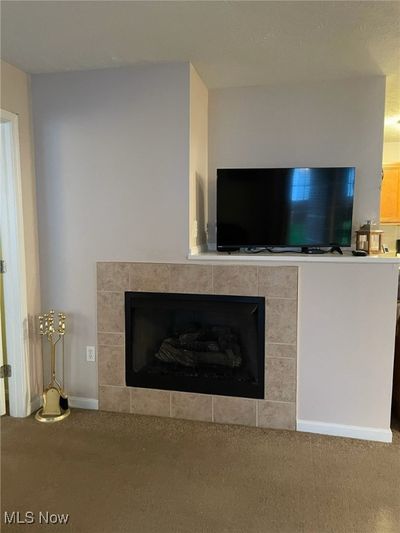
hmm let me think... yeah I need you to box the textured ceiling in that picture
[2,1,400,141]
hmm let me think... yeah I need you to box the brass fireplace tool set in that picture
[35,310,70,423]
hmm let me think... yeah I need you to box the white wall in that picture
[298,262,398,433]
[208,77,386,243]
[383,142,400,164]
[189,66,208,252]
[32,64,190,399]
[31,65,396,438]
[1,60,42,405]
[206,76,397,437]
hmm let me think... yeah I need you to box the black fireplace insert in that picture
[125,292,265,399]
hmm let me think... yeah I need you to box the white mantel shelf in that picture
[188,250,400,265]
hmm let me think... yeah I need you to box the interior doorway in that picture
[0,109,31,417]
[0,261,7,416]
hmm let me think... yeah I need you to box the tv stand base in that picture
[301,247,326,254]
[329,246,343,255]
[301,246,344,255]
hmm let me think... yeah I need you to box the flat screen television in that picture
[216,167,355,251]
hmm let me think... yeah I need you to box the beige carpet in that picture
[1,410,399,533]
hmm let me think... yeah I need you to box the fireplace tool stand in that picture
[35,310,70,423]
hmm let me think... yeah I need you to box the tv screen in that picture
[217,167,355,251]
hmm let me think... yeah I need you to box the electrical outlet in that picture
[86,346,96,362]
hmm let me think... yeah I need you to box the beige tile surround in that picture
[97,262,298,430]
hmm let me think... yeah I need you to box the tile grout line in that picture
[256,399,259,427]
[267,342,297,346]
[266,296,298,301]
[257,265,259,296]
[98,345,125,348]
[265,356,297,360]
[97,331,125,334]
[265,399,295,405]
[97,290,125,294]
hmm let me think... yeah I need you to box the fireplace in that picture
[125,292,265,399]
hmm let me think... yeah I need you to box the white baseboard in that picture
[30,394,98,413]
[297,419,392,443]
[69,396,99,410]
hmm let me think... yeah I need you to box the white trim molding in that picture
[69,396,99,410]
[188,250,400,264]
[0,109,31,418]
[297,419,392,443]
[30,395,98,413]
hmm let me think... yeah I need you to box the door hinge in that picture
[0,260,6,274]
[0,365,11,378]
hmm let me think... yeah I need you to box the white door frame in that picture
[0,279,5,417]
[0,108,31,417]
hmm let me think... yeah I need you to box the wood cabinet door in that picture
[381,165,400,223]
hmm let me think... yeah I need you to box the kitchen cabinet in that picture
[393,301,400,419]
[381,164,400,223]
